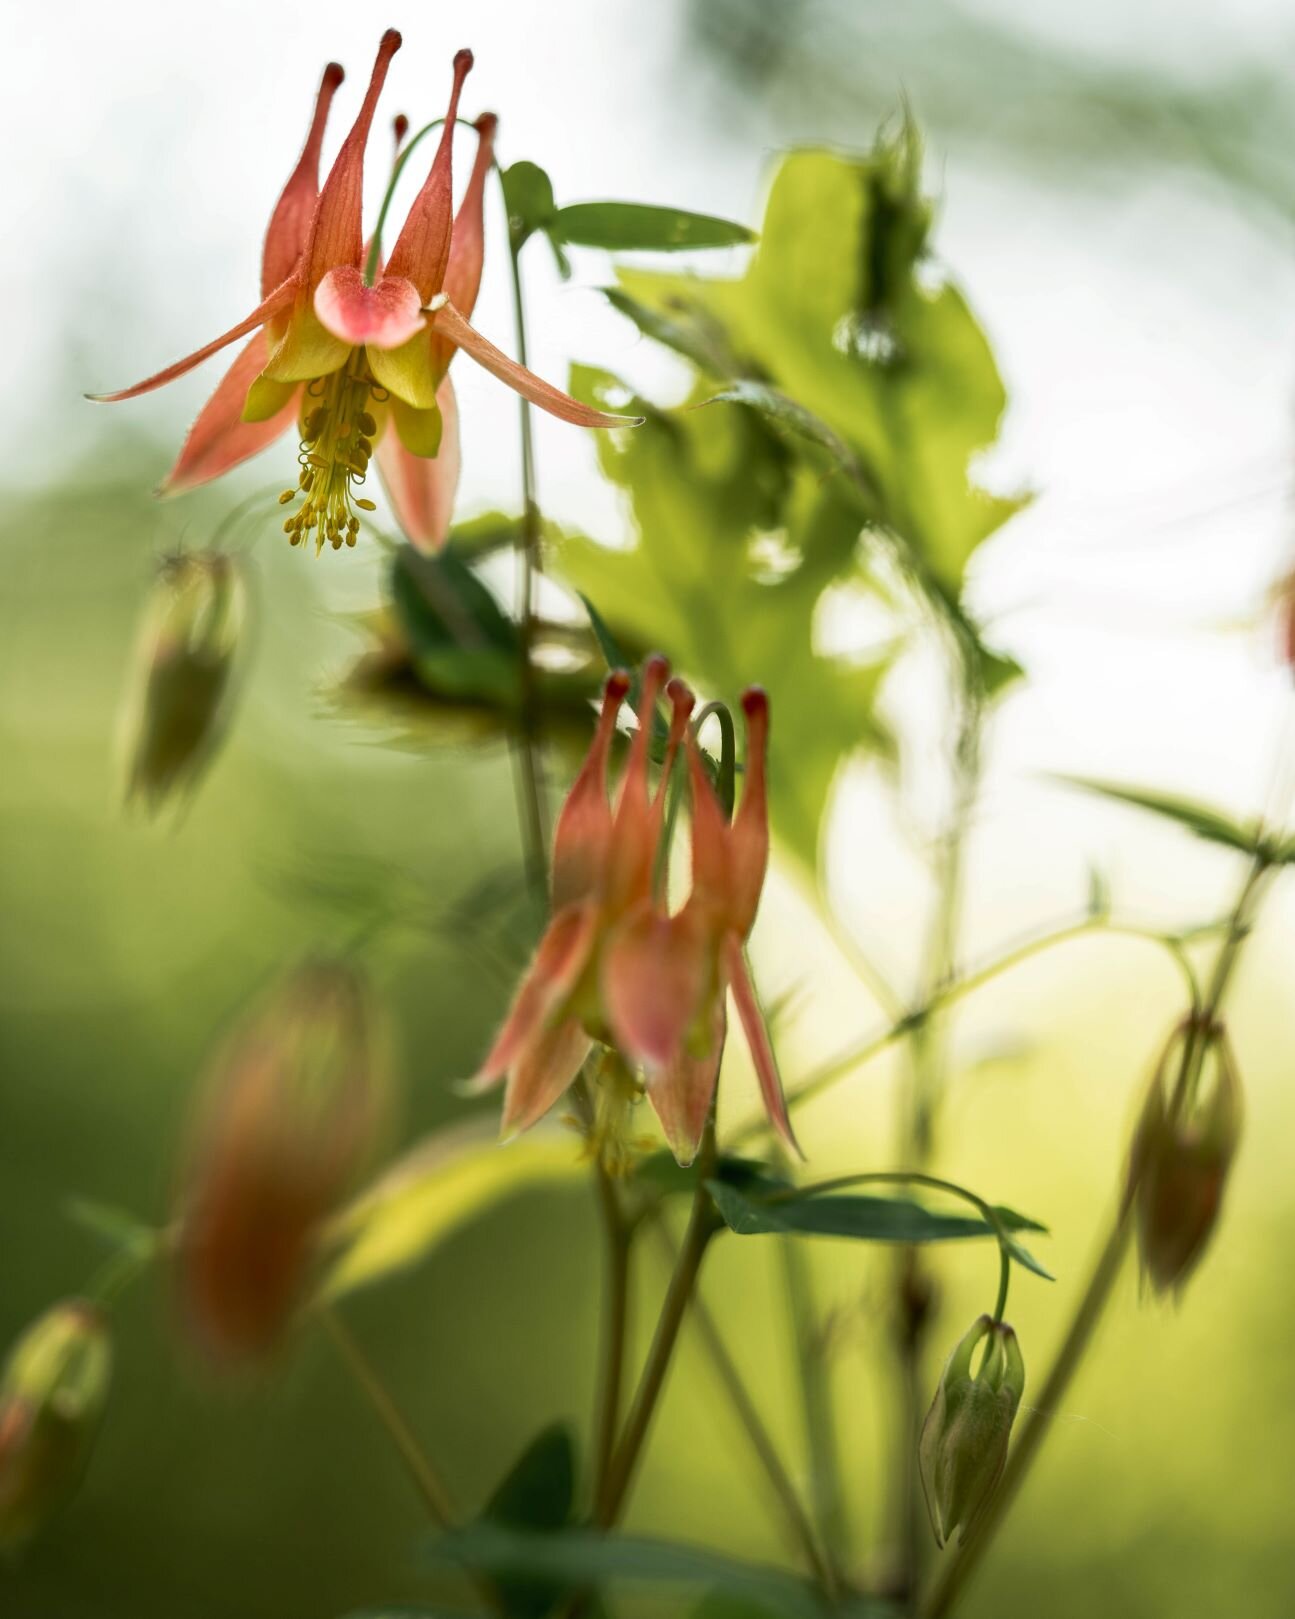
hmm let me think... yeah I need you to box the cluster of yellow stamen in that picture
[278,353,386,552]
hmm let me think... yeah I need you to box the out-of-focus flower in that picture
[121,549,248,814]
[1128,1020,1242,1295]
[472,660,797,1166]
[175,961,384,1364]
[602,685,799,1164]
[918,1314,1024,1550]
[91,32,634,553]
[0,1301,113,1550]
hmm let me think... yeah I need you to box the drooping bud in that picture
[918,1315,1025,1549]
[174,960,384,1364]
[0,1301,113,1550]
[121,549,248,814]
[1127,1021,1242,1295]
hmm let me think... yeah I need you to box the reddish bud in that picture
[174,961,384,1364]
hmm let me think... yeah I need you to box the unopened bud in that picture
[1128,1021,1242,1295]
[175,961,384,1364]
[121,549,248,814]
[919,1315,1025,1549]
[0,1301,112,1550]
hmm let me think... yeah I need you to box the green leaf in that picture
[317,1126,583,1302]
[556,202,754,253]
[425,1523,841,1619]
[483,1426,577,1619]
[502,161,558,251]
[557,365,894,874]
[1055,776,1265,856]
[707,1182,1052,1282]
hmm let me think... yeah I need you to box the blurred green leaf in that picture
[483,1425,577,1619]
[502,161,558,249]
[558,365,893,873]
[424,1522,854,1618]
[317,1126,583,1302]
[1056,776,1265,856]
[556,201,754,252]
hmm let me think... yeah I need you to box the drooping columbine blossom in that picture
[90,32,633,553]
[473,661,798,1167]
[472,658,692,1137]
[602,686,799,1165]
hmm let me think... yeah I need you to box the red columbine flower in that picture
[473,661,798,1167]
[603,686,799,1165]
[91,32,631,553]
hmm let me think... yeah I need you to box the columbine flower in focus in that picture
[472,659,798,1166]
[174,960,383,1364]
[918,1313,1024,1549]
[91,32,633,554]
[0,1301,113,1551]
[120,548,248,814]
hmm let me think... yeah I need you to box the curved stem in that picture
[599,1123,719,1526]
[920,852,1274,1618]
[644,1215,836,1595]
[592,1164,631,1514]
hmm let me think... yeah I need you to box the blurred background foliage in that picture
[3,1,1295,1617]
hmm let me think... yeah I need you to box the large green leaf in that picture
[482,1426,578,1619]
[317,1125,583,1302]
[558,366,893,873]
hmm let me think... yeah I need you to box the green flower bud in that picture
[0,1301,113,1550]
[175,960,385,1365]
[919,1314,1025,1549]
[1128,1022,1242,1295]
[120,549,248,814]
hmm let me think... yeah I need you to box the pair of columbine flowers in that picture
[473,658,798,1167]
[94,29,629,552]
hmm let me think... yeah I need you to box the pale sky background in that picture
[5,0,1295,996]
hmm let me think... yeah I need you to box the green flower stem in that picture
[505,223,550,900]
[591,1163,632,1514]
[920,851,1274,1619]
[599,1122,720,1526]
[751,911,1201,1142]
[644,1213,837,1596]
[780,1235,850,1584]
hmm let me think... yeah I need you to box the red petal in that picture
[262,62,344,298]
[430,112,497,376]
[430,301,645,427]
[160,332,299,495]
[375,375,460,553]
[722,932,801,1158]
[87,276,297,403]
[685,722,731,909]
[602,901,709,1071]
[552,670,631,910]
[304,30,402,284]
[471,903,599,1088]
[385,50,473,304]
[729,688,770,938]
[314,266,424,348]
[501,1019,592,1137]
[646,997,725,1168]
[606,656,669,912]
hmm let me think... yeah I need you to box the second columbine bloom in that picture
[473,658,799,1167]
